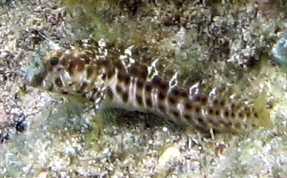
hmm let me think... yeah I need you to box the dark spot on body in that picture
[197,117,204,124]
[170,86,181,97]
[123,75,130,86]
[167,94,177,106]
[62,91,68,95]
[183,114,191,120]
[158,91,166,101]
[122,91,129,102]
[180,90,188,98]
[170,109,180,117]
[55,78,63,87]
[138,66,148,80]
[146,97,152,107]
[116,84,123,94]
[137,80,144,89]
[114,61,125,71]
[195,106,201,114]
[215,110,220,116]
[254,112,258,118]
[136,93,143,105]
[151,75,162,88]
[184,101,193,110]
[224,110,229,117]
[159,81,169,91]
[99,74,105,80]
[192,95,207,104]
[200,96,207,104]
[208,108,214,115]
[145,82,152,93]
[106,68,115,79]
[117,71,129,83]
[128,65,147,80]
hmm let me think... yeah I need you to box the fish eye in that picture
[49,57,59,66]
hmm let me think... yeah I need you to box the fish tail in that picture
[253,87,273,128]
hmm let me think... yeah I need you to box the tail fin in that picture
[253,88,273,128]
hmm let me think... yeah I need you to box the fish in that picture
[24,39,272,134]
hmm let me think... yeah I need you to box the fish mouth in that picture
[24,54,47,87]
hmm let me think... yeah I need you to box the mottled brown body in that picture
[25,39,272,133]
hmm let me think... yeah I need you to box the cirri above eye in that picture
[49,57,59,66]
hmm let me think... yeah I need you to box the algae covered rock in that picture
[272,33,287,65]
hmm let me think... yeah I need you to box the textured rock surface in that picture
[0,0,287,177]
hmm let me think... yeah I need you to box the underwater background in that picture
[0,0,287,177]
